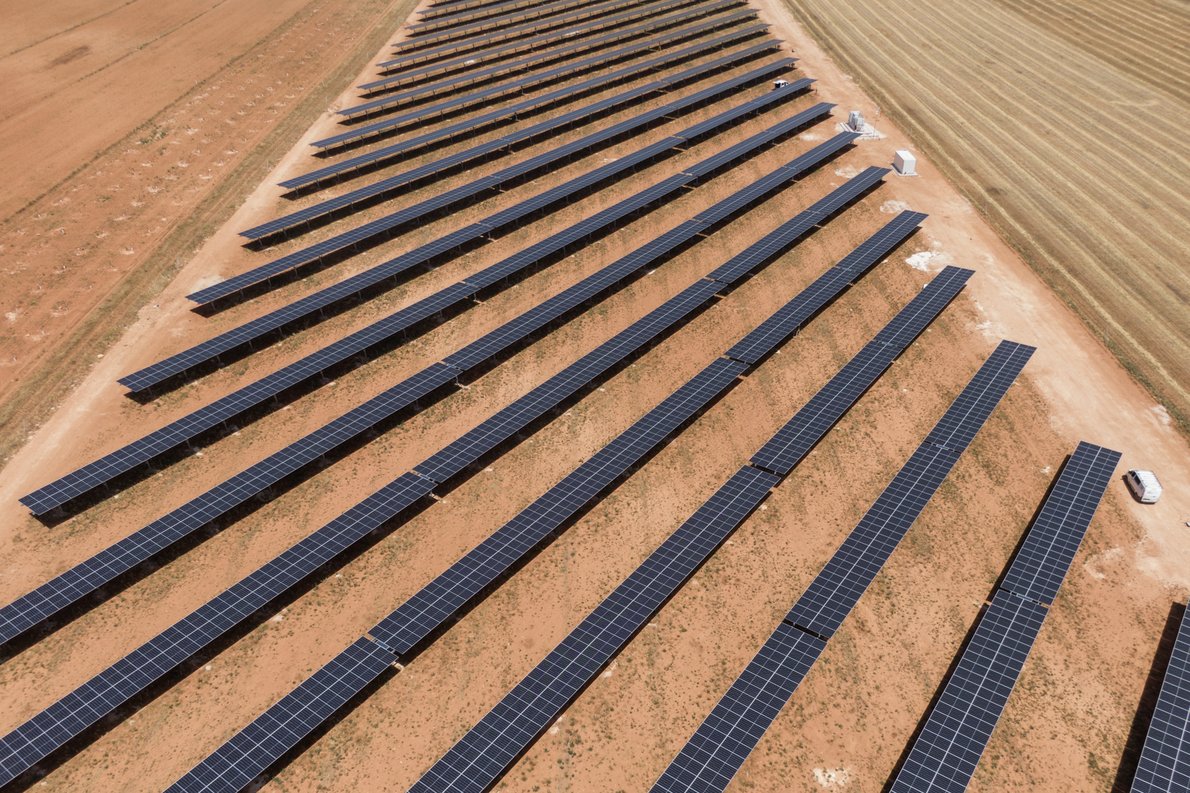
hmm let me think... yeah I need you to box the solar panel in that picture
[750,266,974,479]
[724,210,925,363]
[386,0,701,70]
[409,465,781,793]
[651,622,825,792]
[1,159,883,783]
[1131,606,1190,793]
[997,441,1122,605]
[194,59,793,304]
[398,0,634,52]
[164,637,394,793]
[782,337,1032,640]
[0,471,434,788]
[159,190,899,791]
[127,103,826,398]
[887,590,1048,793]
[651,340,1034,793]
[314,6,756,151]
[885,439,1120,793]
[314,22,764,188]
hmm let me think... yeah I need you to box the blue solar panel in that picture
[651,340,1035,793]
[129,102,825,398]
[997,441,1122,605]
[887,439,1119,793]
[294,16,762,181]
[409,466,781,793]
[886,591,1049,793]
[652,622,825,792]
[750,267,973,478]
[164,637,394,793]
[1131,605,1190,793]
[196,58,793,304]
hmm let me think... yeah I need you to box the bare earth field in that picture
[783,0,1190,434]
[0,1,1186,792]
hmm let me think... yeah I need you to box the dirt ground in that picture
[0,1,1186,792]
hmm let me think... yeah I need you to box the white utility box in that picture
[893,149,917,176]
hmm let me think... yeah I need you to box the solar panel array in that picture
[887,440,1121,793]
[296,16,763,188]
[651,338,1034,793]
[21,128,853,520]
[195,60,794,303]
[1131,605,1190,793]
[166,203,921,793]
[130,100,826,396]
[407,268,967,793]
[404,0,598,42]
[0,163,885,785]
[244,42,789,242]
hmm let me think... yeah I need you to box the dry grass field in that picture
[784,0,1190,433]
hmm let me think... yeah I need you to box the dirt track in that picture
[0,1,1187,792]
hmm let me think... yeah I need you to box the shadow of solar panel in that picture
[888,590,1048,793]
[197,58,793,304]
[652,622,825,792]
[1131,606,1190,793]
[165,637,393,793]
[0,472,433,788]
[997,440,1121,606]
[293,20,765,188]
[751,266,972,478]
[409,466,780,793]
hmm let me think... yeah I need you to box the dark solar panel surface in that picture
[0,472,434,787]
[997,441,1122,605]
[297,15,761,177]
[130,98,823,397]
[397,0,631,52]
[750,266,973,478]
[651,622,825,792]
[155,173,890,793]
[408,466,781,793]
[164,637,394,793]
[245,42,789,241]
[1131,606,1190,793]
[196,58,794,302]
[888,590,1049,793]
[650,339,1033,793]
[783,337,1032,639]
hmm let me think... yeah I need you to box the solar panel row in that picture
[377,0,701,76]
[393,0,651,55]
[12,136,857,654]
[133,100,824,400]
[388,0,693,66]
[888,439,1120,793]
[349,8,754,116]
[366,0,730,95]
[0,165,881,787]
[406,267,967,793]
[166,210,920,793]
[198,59,795,303]
[318,2,751,150]
[417,0,536,23]
[411,0,614,47]
[1131,605,1190,793]
[247,43,790,242]
[651,338,1034,793]
[296,17,764,186]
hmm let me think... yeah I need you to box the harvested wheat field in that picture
[0,0,1186,792]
